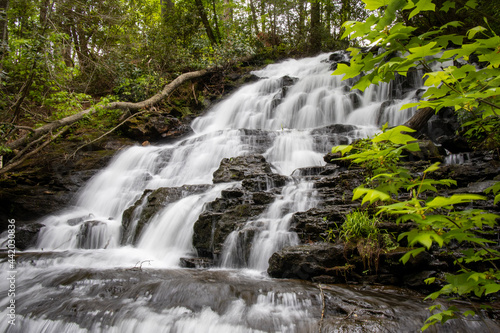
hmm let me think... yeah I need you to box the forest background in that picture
[0,0,498,168]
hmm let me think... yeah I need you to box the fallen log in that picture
[6,69,209,151]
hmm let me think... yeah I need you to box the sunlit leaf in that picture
[331,145,353,156]
[467,26,487,39]
[424,162,441,173]
[372,126,416,145]
[409,0,435,19]
[427,194,486,208]
[352,187,391,204]
[399,247,425,264]
[363,0,392,10]
[333,63,363,80]
[407,42,441,60]
[484,283,500,295]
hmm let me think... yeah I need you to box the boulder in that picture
[213,155,273,183]
[121,184,213,245]
[12,223,45,250]
[121,113,192,142]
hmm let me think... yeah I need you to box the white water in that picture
[0,53,429,333]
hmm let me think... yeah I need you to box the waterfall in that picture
[30,52,419,257]
[1,53,458,333]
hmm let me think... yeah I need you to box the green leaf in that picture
[424,162,441,174]
[462,310,475,317]
[352,187,391,204]
[331,145,353,156]
[363,0,392,10]
[484,283,500,295]
[425,277,436,285]
[426,194,486,208]
[441,1,455,12]
[478,52,500,68]
[400,247,425,264]
[407,42,441,60]
[409,0,436,19]
[467,26,487,39]
[465,0,478,9]
[372,126,416,145]
[333,63,364,80]
[400,102,420,110]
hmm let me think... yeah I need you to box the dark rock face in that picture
[121,184,213,245]
[121,113,192,142]
[193,154,290,261]
[267,152,500,293]
[268,243,350,280]
[13,223,45,250]
[213,155,274,183]
[0,141,130,233]
[402,140,445,162]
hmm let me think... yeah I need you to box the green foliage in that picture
[333,125,500,330]
[337,209,399,272]
[340,209,380,242]
[335,0,500,150]
[43,91,92,120]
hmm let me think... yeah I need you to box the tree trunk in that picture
[0,0,8,67]
[260,0,266,33]
[223,0,233,25]
[39,0,50,25]
[310,0,321,54]
[248,0,259,34]
[211,0,222,42]
[194,0,218,46]
[160,0,175,23]
[404,107,436,131]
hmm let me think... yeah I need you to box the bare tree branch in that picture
[0,126,70,174]
[5,69,209,151]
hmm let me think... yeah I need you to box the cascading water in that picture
[2,53,493,332]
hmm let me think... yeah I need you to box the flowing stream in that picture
[1,53,495,332]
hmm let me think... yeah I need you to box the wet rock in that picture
[267,243,351,280]
[193,202,268,259]
[437,135,471,153]
[268,242,448,291]
[281,75,297,87]
[323,152,352,168]
[450,180,498,194]
[251,192,275,205]
[12,223,45,250]
[121,184,213,245]
[241,174,290,192]
[121,113,192,142]
[213,155,273,183]
[77,220,108,249]
[432,155,500,188]
[329,52,346,63]
[0,146,123,233]
[194,154,290,260]
[402,140,445,162]
[291,205,357,243]
[311,124,358,136]
[180,257,214,268]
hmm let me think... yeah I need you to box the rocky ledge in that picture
[267,150,500,293]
